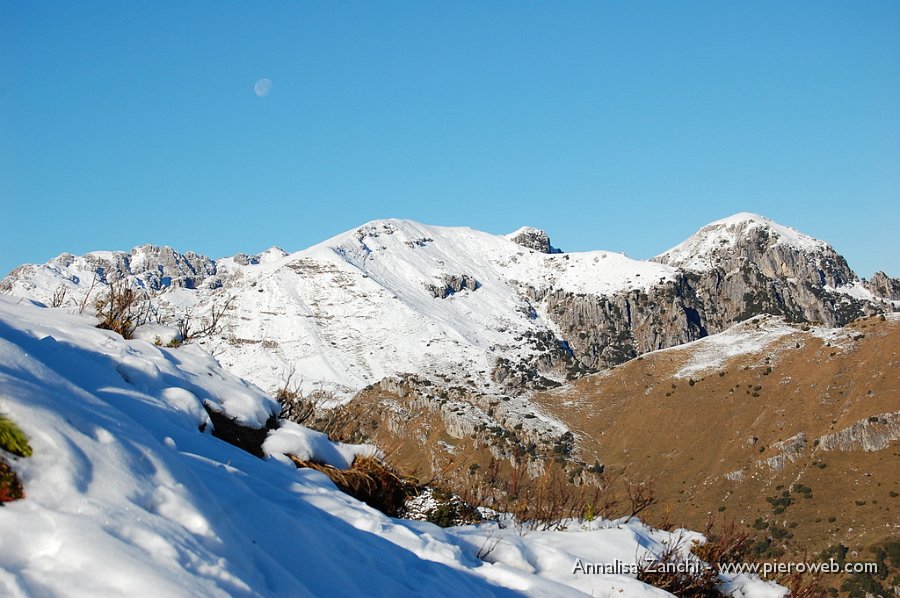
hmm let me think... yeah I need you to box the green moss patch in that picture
[0,415,32,458]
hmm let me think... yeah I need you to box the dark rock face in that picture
[426,274,480,299]
[233,253,261,266]
[863,272,900,301]
[655,224,856,288]
[491,328,579,390]
[204,405,277,458]
[509,228,560,254]
[543,284,703,370]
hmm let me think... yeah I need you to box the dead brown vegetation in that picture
[174,295,235,344]
[531,315,900,562]
[275,366,315,425]
[287,454,415,517]
[94,278,153,339]
[637,534,721,598]
[49,285,68,308]
[637,516,827,597]
[450,457,654,532]
[691,517,753,566]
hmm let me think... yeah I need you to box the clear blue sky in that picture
[2,1,898,277]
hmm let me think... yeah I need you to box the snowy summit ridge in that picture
[653,212,830,272]
[1,214,895,405]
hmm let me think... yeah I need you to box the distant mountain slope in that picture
[532,313,900,567]
[1,215,896,407]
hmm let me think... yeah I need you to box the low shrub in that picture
[94,279,153,339]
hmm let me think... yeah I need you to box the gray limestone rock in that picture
[862,271,900,301]
[509,227,561,254]
[426,274,480,299]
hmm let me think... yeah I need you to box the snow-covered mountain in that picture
[1,214,895,407]
[655,213,831,272]
[0,220,671,399]
[2,215,895,595]
[0,296,787,597]
[652,212,866,293]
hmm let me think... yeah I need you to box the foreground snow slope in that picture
[0,296,789,597]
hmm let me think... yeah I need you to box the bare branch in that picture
[78,272,100,314]
[49,286,68,308]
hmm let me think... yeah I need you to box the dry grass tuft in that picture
[288,454,415,517]
[691,517,753,566]
[456,458,624,532]
[637,537,721,598]
[94,278,153,339]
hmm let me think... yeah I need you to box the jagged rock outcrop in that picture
[426,274,480,299]
[1,245,220,294]
[543,283,704,370]
[651,213,879,324]
[653,213,853,284]
[120,245,219,290]
[863,272,900,301]
[757,433,807,471]
[508,227,560,254]
[539,263,873,372]
[491,329,582,390]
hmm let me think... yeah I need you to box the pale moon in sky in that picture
[254,78,273,97]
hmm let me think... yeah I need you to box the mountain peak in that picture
[702,212,823,246]
[709,211,770,226]
[654,212,830,272]
[258,246,289,263]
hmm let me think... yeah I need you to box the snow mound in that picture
[262,421,380,469]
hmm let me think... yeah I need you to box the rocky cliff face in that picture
[537,214,893,372]
[1,245,221,294]
[863,272,900,301]
[817,412,900,453]
[538,266,886,372]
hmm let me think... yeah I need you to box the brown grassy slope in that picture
[533,314,900,555]
[310,382,581,505]
[309,385,490,487]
